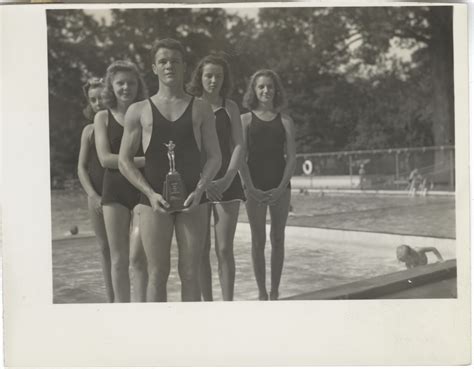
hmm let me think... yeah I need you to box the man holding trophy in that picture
[119,38,221,302]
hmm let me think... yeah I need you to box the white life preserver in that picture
[302,160,313,175]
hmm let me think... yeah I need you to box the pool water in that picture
[51,190,455,239]
[53,224,455,303]
[51,189,456,302]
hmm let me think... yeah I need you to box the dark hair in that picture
[242,69,287,111]
[150,38,186,64]
[101,60,148,109]
[82,77,104,121]
[187,55,233,98]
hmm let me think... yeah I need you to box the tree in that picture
[47,10,105,182]
[46,7,454,184]
[340,6,454,181]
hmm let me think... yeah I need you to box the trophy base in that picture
[163,173,187,213]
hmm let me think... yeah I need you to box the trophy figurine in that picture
[163,140,187,212]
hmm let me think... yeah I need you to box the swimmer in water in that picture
[396,244,444,269]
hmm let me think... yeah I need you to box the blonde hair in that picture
[101,60,148,109]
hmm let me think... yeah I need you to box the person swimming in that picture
[396,244,444,269]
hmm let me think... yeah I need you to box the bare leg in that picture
[269,189,291,300]
[175,204,208,302]
[199,204,213,301]
[130,206,148,302]
[140,206,174,302]
[245,196,268,300]
[88,198,114,303]
[213,201,240,301]
[103,203,132,303]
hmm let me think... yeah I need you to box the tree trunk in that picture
[429,7,454,187]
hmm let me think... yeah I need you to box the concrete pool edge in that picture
[282,259,457,300]
[53,224,456,249]
[291,188,455,196]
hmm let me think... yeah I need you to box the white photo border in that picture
[1,1,470,366]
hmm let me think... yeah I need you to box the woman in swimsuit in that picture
[188,55,245,301]
[77,77,116,302]
[240,69,296,301]
[94,61,148,303]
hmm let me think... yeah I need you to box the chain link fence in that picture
[294,146,455,192]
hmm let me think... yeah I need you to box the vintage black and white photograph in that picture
[47,5,458,304]
[2,1,471,366]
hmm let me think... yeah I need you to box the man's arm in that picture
[119,101,168,211]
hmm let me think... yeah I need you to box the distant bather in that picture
[396,245,444,269]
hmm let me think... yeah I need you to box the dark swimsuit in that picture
[140,97,207,207]
[87,129,105,196]
[101,110,143,210]
[247,112,290,191]
[212,99,245,202]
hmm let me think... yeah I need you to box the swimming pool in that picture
[51,189,456,239]
[51,189,456,302]
[52,223,455,303]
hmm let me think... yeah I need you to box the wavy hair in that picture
[242,69,287,111]
[82,77,104,121]
[150,38,186,63]
[101,60,148,109]
[187,55,233,98]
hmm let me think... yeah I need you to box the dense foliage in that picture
[47,7,454,181]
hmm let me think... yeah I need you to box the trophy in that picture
[163,140,187,212]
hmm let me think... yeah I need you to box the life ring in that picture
[302,160,313,175]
